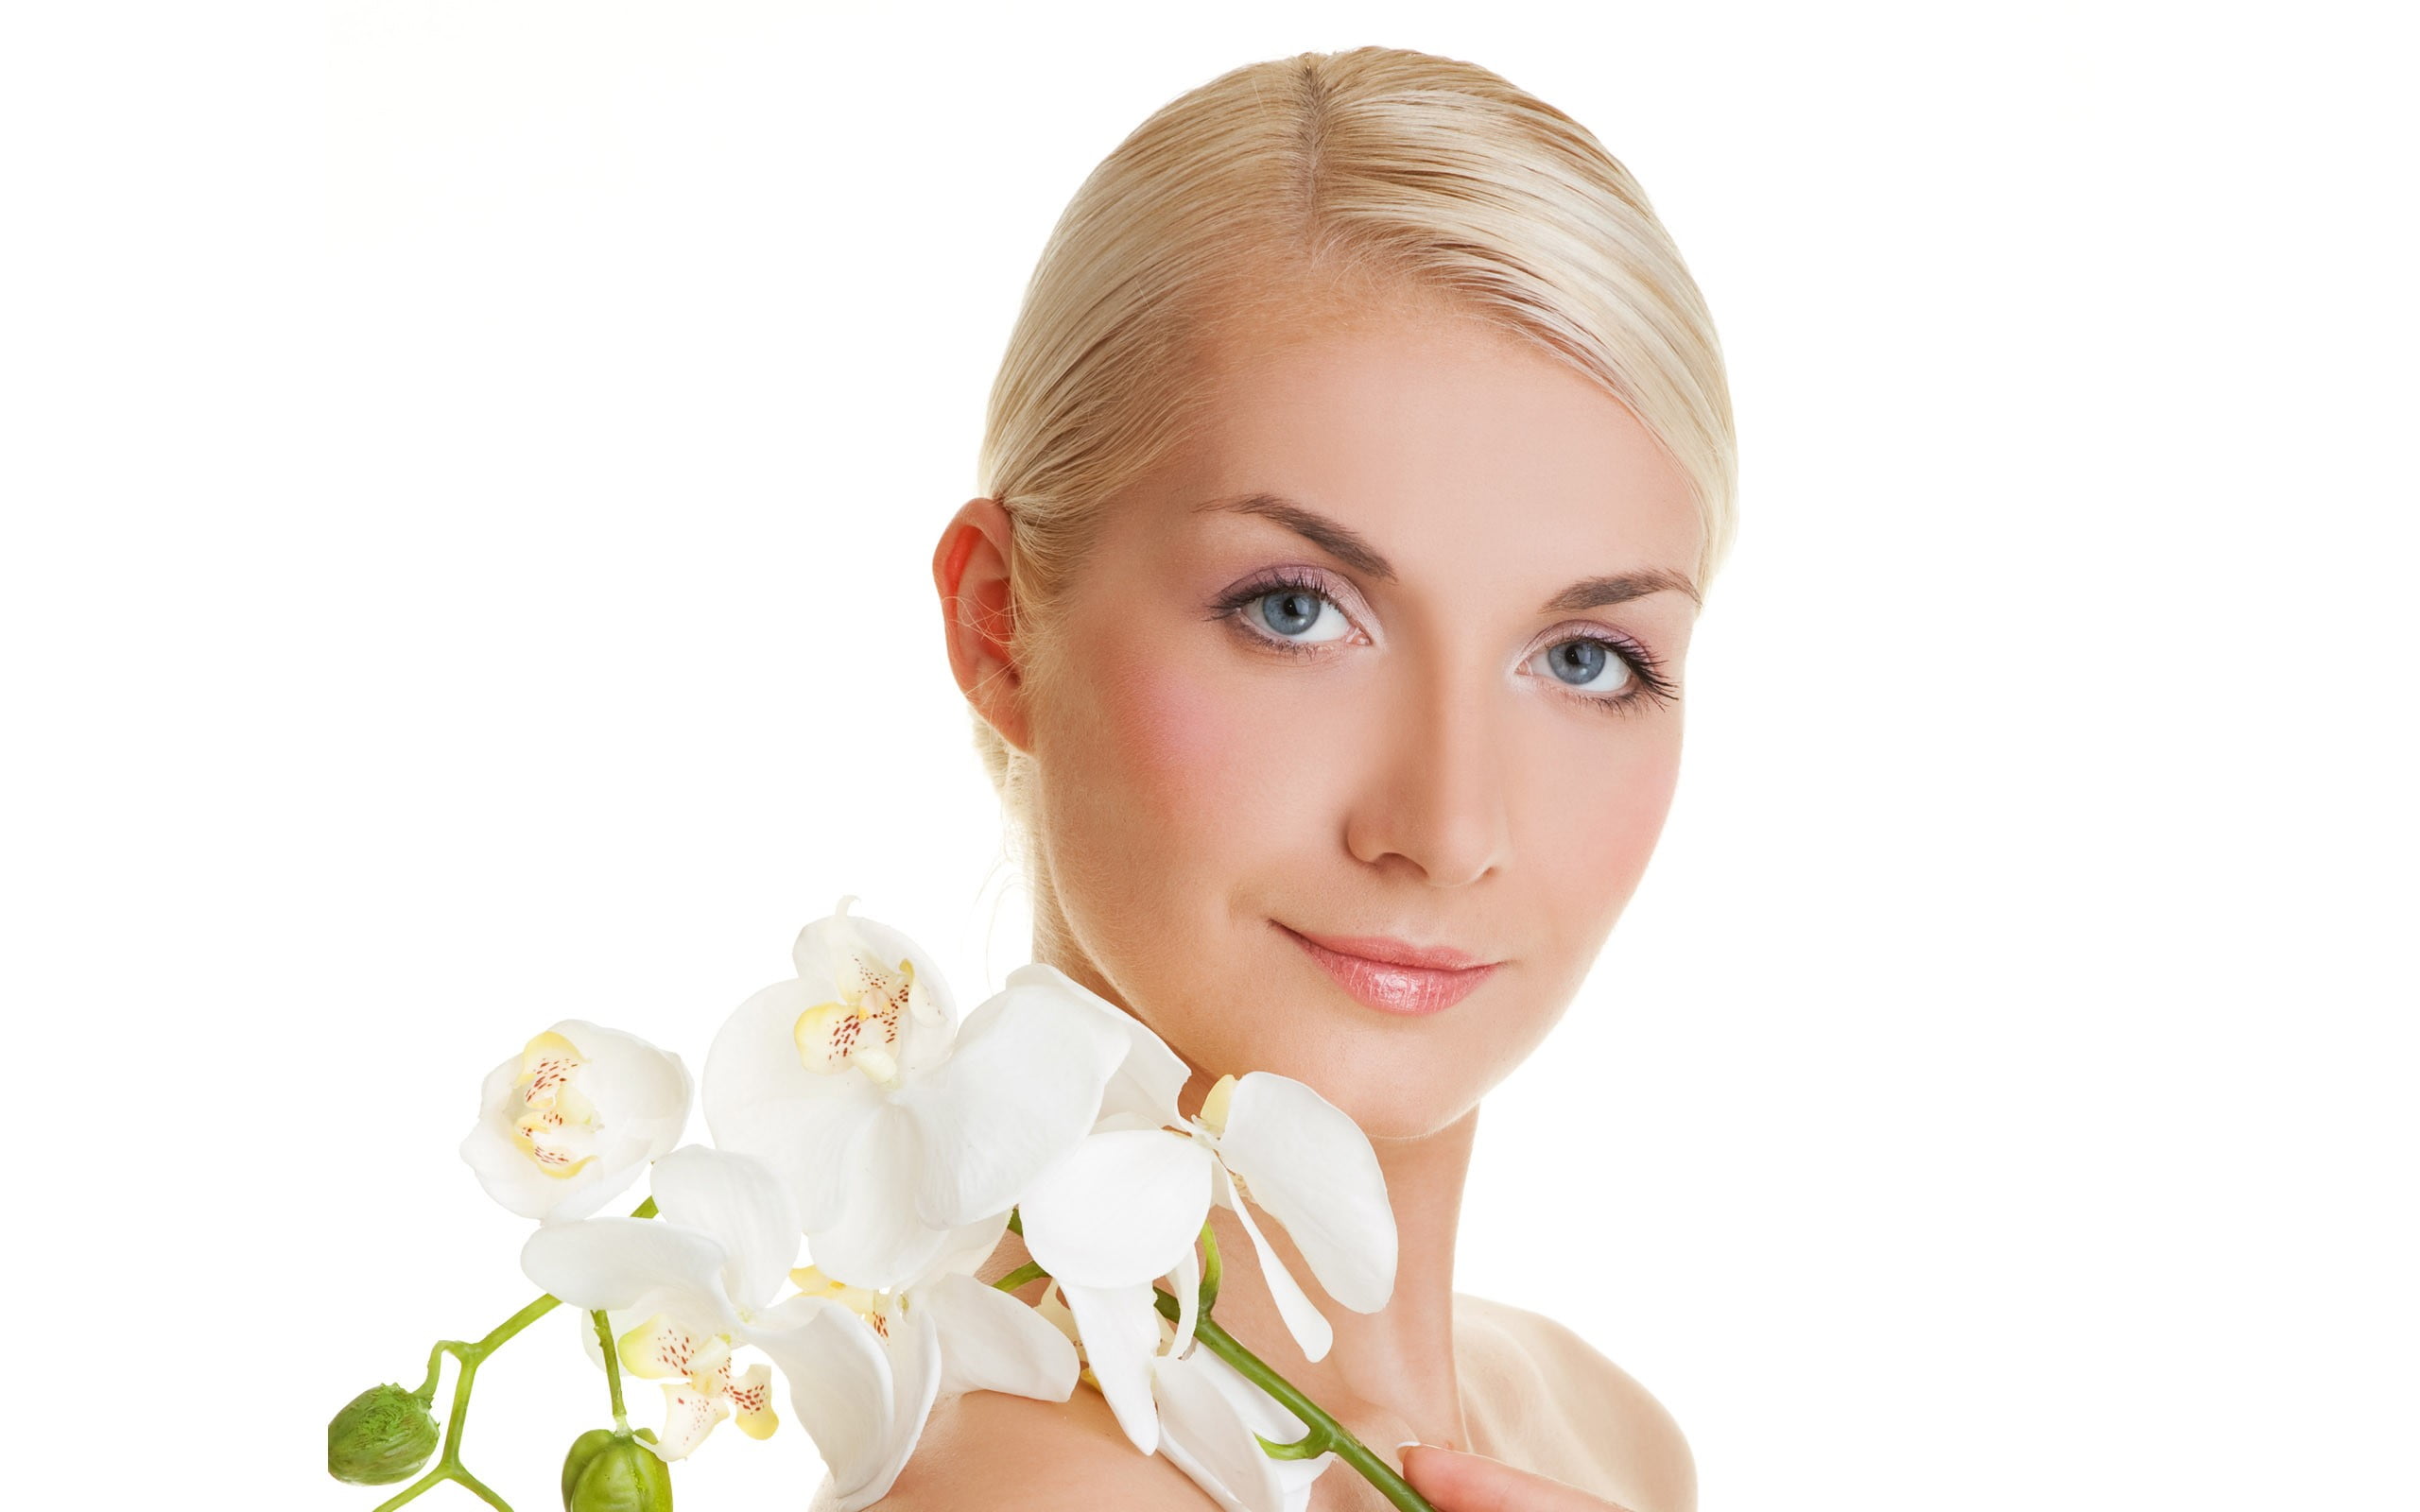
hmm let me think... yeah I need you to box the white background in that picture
[5,3,2411,1508]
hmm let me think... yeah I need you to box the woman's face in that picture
[1014,295,1703,1141]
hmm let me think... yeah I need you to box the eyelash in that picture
[1205,567,1679,716]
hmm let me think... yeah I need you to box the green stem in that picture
[477,1291,566,1354]
[367,1194,659,1510]
[449,1463,512,1511]
[412,1339,453,1405]
[992,1261,1050,1293]
[594,1312,630,1433]
[1151,1287,1437,1512]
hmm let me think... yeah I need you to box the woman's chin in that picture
[1237,1044,1482,1143]
[1348,1093,1478,1143]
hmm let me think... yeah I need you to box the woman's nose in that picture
[1342,670,1512,888]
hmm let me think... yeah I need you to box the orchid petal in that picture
[1153,1344,1336,1512]
[1213,1073,1398,1313]
[921,1206,1013,1281]
[754,1304,896,1497]
[647,1145,802,1314]
[1215,1163,1331,1363]
[1032,1280,1080,1346]
[1058,1280,1165,1455]
[728,1361,779,1440]
[617,1313,714,1381]
[917,1269,1080,1401]
[651,1381,732,1461]
[1005,962,1190,1130]
[803,1103,954,1292]
[1018,1129,1216,1289]
[521,1216,741,1338]
[734,1292,844,1364]
[819,1298,942,1512]
[459,1057,557,1217]
[1150,1346,1292,1512]
[701,976,884,1229]
[558,1019,693,1171]
[890,979,1130,1227]
[1166,1239,1201,1362]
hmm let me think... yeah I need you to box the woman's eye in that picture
[1530,636,1634,696]
[1246,586,1354,644]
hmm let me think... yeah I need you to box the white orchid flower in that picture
[1029,1280,1337,1512]
[703,897,1132,1290]
[753,1214,1083,1512]
[568,1297,786,1460]
[521,1143,817,1459]
[1005,962,1399,1457]
[459,1019,691,1221]
[1152,1341,1339,1512]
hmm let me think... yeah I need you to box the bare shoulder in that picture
[1454,1292,1697,1512]
[867,1383,1216,1511]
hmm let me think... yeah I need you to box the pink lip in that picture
[1277,922,1501,1017]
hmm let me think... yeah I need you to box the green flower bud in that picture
[562,1426,673,1512]
[327,1383,440,1486]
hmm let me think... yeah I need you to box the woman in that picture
[903,44,1734,1512]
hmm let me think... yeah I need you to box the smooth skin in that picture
[913,286,1703,1512]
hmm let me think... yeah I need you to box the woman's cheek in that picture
[1525,730,1684,957]
[1098,642,1303,837]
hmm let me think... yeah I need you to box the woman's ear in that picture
[931,496,1033,752]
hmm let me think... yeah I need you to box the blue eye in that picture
[1211,569,1361,648]
[1531,636,1633,695]
[1249,585,1353,644]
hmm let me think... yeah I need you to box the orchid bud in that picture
[562,1427,673,1512]
[326,1383,439,1486]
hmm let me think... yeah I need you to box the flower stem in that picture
[992,1261,1050,1293]
[412,1339,452,1405]
[366,1194,660,1510]
[1150,1286,1438,1512]
[594,1312,631,1433]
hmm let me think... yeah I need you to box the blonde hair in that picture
[968,45,1737,934]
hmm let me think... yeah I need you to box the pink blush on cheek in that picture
[1114,665,1324,845]
[1112,663,1239,792]
[1091,642,1320,839]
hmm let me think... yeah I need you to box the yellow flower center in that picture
[510,1030,599,1179]
[793,947,923,1089]
[789,1263,898,1340]
[616,1314,780,1445]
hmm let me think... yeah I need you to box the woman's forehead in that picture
[1141,309,1704,591]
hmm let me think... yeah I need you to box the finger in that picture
[1398,1444,1634,1512]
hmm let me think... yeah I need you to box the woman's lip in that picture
[1282,926,1491,971]
[1276,922,1500,1017]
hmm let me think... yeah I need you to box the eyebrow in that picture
[1193,490,1703,610]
